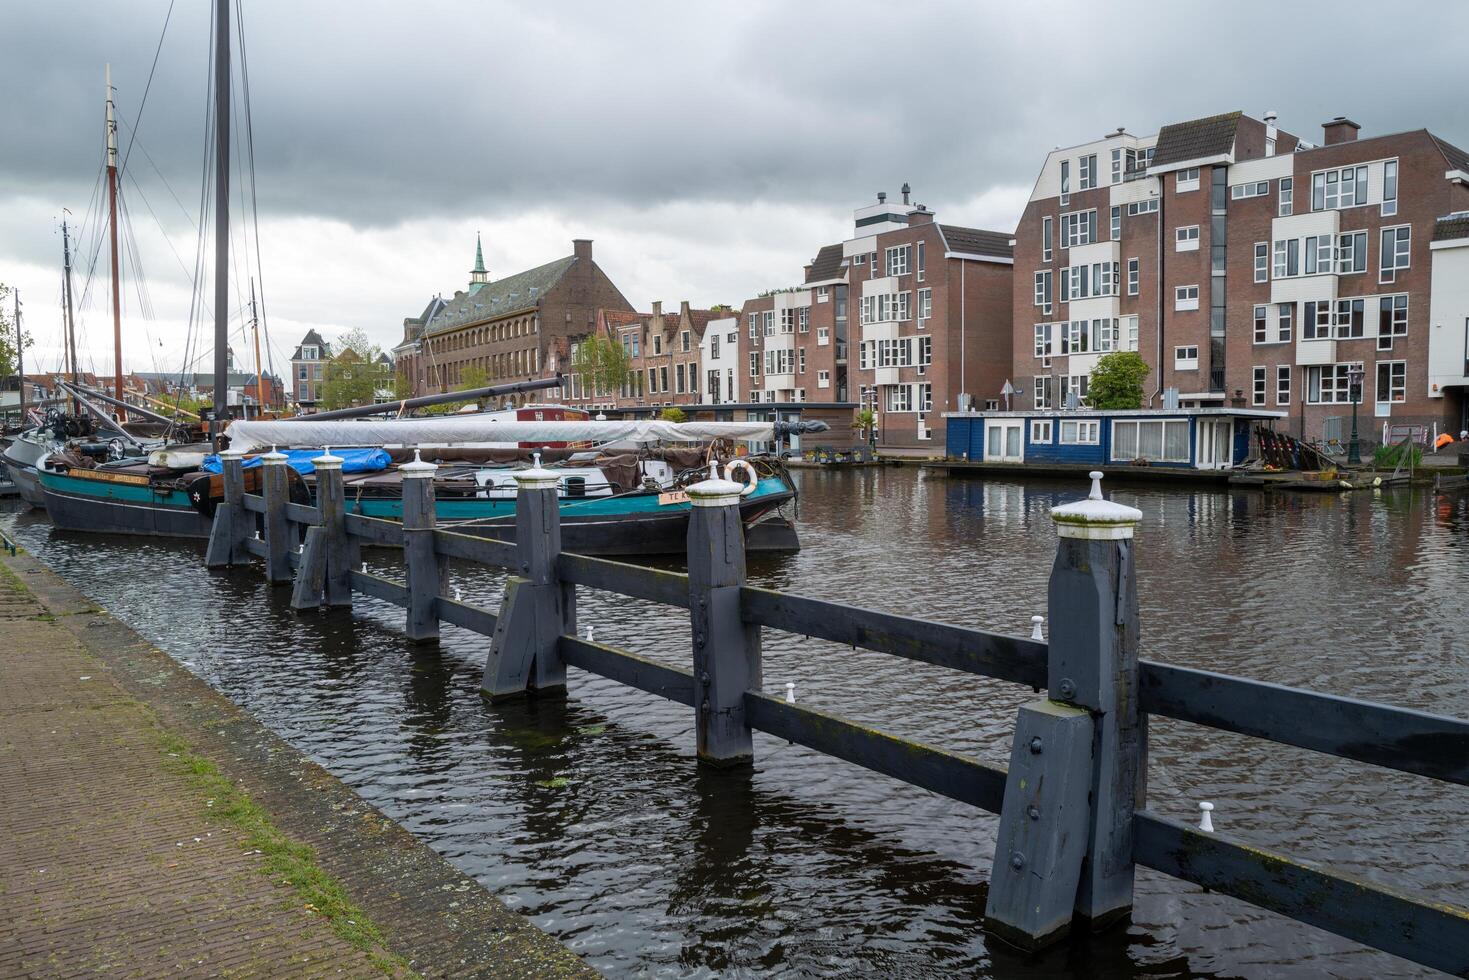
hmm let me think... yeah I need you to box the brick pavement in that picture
[0,554,597,979]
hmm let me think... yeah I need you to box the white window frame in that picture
[817,369,830,389]
[1042,216,1053,263]
[1174,285,1200,311]
[1254,242,1268,283]
[1380,225,1411,282]
[1079,153,1097,190]
[885,244,911,276]
[1059,419,1100,445]
[1110,206,1121,241]
[1127,258,1139,296]
[1279,176,1293,216]
[1030,419,1053,443]
[1174,345,1200,370]
[1252,365,1267,406]
[1376,359,1407,404]
[1061,209,1097,248]
[1276,365,1291,406]
[1175,225,1200,251]
[1176,167,1201,192]
[1382,160,1399,217]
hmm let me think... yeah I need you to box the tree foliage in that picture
[852,408,876,439]
[320,347,393,410]
[571,333,632,397]
[1086,351,1150,409]
[659,407,687,423]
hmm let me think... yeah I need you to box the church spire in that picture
[469,232,489,294]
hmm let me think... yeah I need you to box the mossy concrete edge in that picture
[2,551,598,980]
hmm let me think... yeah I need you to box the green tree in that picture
[852,408,876,444]
[0,282,33,382]
[659,406,687,423]
[336,326,375,359]
[571,333,632,398]
[1086,351,1150,409]
[321,349,392,410]
[458,365,489,393]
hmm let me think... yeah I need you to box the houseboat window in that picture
[562,476,587,498]
[1112,419,1190,462]
[1059,420,1099,445]
[1030,420,1053,443]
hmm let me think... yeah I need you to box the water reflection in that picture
[4,470,1467,978]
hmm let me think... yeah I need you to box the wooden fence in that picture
[204,448,1469,974]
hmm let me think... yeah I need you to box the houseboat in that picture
[941,407,1286,475]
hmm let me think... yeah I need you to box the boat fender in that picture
[723,459,759,497]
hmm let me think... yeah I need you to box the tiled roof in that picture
[290,329,332,361]
[1151,111,1242,168]
[602,309,643,329]
[1432,134,1469,174]
[804,243,846,283]
[1433,213,1469,242]
[940,225,1014,259]
[425,255,577,336]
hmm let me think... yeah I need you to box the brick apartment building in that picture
[394,237,633,400]
[1014,109,1469,443]
[288,330,331,407]
[740,189,1013,453]
[561,301,734,411]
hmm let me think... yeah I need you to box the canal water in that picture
[4,468,1468,978]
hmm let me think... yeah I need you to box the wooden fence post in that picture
[985,471,1143,947]
[205,448,249,567]
[314,448,357,608]
[686,464,760,766]
[483,456,573,699]
[401,451,445,644]
[261,448,294,585]
[1049,471,1145,926]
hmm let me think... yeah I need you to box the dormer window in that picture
[302,345,317,360]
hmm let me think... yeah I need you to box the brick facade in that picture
[1014,110,1469,446]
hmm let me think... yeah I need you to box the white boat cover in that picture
[223,417,779,453]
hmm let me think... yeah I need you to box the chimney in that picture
[909,210,935,226]
[679,300,690,318]
[877,191,887,204]
[901,182,911,205]
[803,262,813,280]
[1322,117,1360,145]
[652,300,662,319]
[573,238,593,261]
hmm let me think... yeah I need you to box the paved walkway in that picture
[0,564,405,977]
[0,553,596,979]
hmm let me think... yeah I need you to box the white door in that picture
[1196,419,1233,469]
[985,421,1024,462]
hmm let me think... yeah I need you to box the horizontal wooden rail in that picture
[284,501,319,525]
[433,529,517,570]
[243,537,266,559]
[558,554,691,609]
[348,569,409,606]
[740,587,1047,689]
[434,595,498,635]
[344,512,402,546]
[744,692,1008,813]
[241,493,266,514]
[1134,812,1469,978]
[1139,661,1469,786]
[560,635,695,705]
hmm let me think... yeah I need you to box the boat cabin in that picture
[943,408,1286,471]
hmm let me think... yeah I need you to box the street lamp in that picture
[1347,364,1364,465]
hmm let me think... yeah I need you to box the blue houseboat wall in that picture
[942,409,1284,471]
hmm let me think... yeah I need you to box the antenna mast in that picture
[13,290,23,423]
[106,64,125,419]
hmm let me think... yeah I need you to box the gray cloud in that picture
[3,0,1467,371]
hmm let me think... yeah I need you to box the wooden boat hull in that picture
[39,469,214,538]
[3,461,47,508]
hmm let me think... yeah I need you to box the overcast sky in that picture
[2,0,1465,378]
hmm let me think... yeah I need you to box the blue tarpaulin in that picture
[201,448,391,476]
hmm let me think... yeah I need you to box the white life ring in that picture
[723,459,759,497]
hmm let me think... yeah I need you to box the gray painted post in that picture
[290,525,327,610]
[401,451,445,644]
[261,448,294,584]
[984,700,1095,948]
[686,464,760,765]
[205,448,249,567]
[482,457,574,699]
[314,449,356,607]
[1047,471,1145,927]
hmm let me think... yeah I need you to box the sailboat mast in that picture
[211,0,230,447]
[250,279,263,420]
[61,219,80,415]
[106,64,125,419]
[13,289,24,422]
